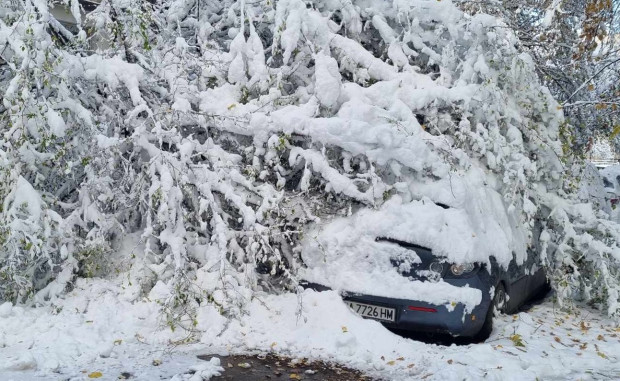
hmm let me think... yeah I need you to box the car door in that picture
[505,251,530,311]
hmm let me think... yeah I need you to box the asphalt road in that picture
[195,354,373,381]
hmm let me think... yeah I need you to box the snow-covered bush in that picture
[1,0,619,321]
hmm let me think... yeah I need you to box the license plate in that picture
[347,301,396,322]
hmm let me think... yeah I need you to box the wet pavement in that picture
[195,353,373,381]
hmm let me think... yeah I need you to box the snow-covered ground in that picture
[2,275,620,381]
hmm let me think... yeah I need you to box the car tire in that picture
[474,282,506,342]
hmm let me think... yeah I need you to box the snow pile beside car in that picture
[2,277,619,381]
[210,288,620,381]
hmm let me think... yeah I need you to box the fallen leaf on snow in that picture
[88,372,103,378]
[510,334,525,347]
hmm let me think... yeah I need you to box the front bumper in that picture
[303,275,493,338]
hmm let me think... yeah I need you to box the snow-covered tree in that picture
[1,0,619,324]
[456,0,620,150]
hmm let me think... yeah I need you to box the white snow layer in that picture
[314,51,342,108]
[1,277,619,381]
[298,166,529,308]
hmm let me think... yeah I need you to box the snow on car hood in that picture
[300,169,529,310]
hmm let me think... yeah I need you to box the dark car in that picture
[600,164,620,208]
[302,221,550,342]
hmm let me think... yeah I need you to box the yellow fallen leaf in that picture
[227,104,237,110]
[88,372,103,379]
[387,360,396,366]
[289,374,302,380]
[341,326,348,333]
[510,334,525,347]
[114,339,122,345]
[270,342,277,348]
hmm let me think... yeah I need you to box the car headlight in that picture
[429,261,444,274]
[450,263,475,276]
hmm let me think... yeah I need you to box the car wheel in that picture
[474,283,506,342]
[493,282,507,314]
